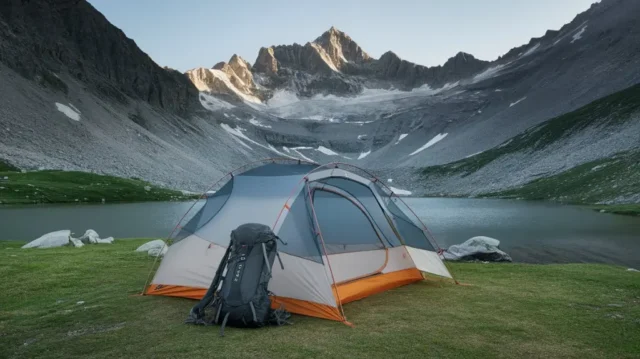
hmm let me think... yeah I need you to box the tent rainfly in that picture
[145,159,453,324]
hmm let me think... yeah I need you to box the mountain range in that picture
[0,0,638,203]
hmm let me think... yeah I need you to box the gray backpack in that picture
[185,223,291,335]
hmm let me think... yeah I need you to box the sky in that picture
[88,0,597,72]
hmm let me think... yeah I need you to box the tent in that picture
[145,159,452,324]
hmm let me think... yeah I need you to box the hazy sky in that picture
[88,0,597,72]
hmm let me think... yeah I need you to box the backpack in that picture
[185,223,291,335]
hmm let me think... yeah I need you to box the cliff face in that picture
[0,0,199,113]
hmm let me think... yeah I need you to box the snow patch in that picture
[282,146,291,153]
[387,178,393,183]
[249,118,272,128]
[521,43,540,57]
[291,148,314,162]
[199,92,234,111]
[509,97,527,107]
[409,133,448,156]
[357,150,371,160]
[55,103,80,121]
[317,146,339,156]
[389,186,412,196]
[357,134,367,140]
[571,25,587,43]
[394,133,408,145]
[472,64,505,83]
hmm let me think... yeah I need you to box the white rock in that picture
[96,237,114,244]
[136,239,168,256]
[22,230,71,249]
[148,245,169,257]
[135,239,166,252]
[69,237,84,248]
[627,268,639,272]
[77,229,101,244]
[76,301,85,305]
[443,236,512,262]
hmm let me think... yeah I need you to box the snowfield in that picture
[55,103,80,121]
[395,133,408,145]
[409,133,448,156]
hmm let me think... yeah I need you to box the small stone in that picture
[76,301,85,305]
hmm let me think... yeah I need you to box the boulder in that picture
[22,230,71,249]
[76,229,113,244]
[443,236,512,262]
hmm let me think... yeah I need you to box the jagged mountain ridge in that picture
[189,26,491,101]
[0,0,639,201]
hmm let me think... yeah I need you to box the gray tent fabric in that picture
[312,190,386,255]
[318,178,402,247]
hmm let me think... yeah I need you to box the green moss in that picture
[0,158,19,172]
[0,170,199,205]
[421,83,640,178]
[1,240,638,358]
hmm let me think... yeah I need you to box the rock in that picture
[628,268,639,272]
[443,236,512,262]
[0,0,199,113]
[253,47,279,75]
[148,245,169,257]
[135,239,168,257]
[76,230,113,244]
[22,230,71,249]
[69,237,84,248]
[76,301,85,305]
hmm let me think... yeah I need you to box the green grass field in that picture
[0,169,198,205]
[1,239,638,359]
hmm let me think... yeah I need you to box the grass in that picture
[0,170,198,205]
[484,149,640,205]
[420,83,640,178]
[0,159,19,172]
[1,239,638,359]
[589,204,640,216]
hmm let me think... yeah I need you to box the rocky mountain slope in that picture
[0,0,639,203]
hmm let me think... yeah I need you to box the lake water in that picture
[1,198,639,267]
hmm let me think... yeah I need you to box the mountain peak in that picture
[313,26,372,68]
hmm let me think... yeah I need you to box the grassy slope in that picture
[419,84,640,205]
[1,239,638,359]
[484,149,640,210]
[0,170,198,205]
